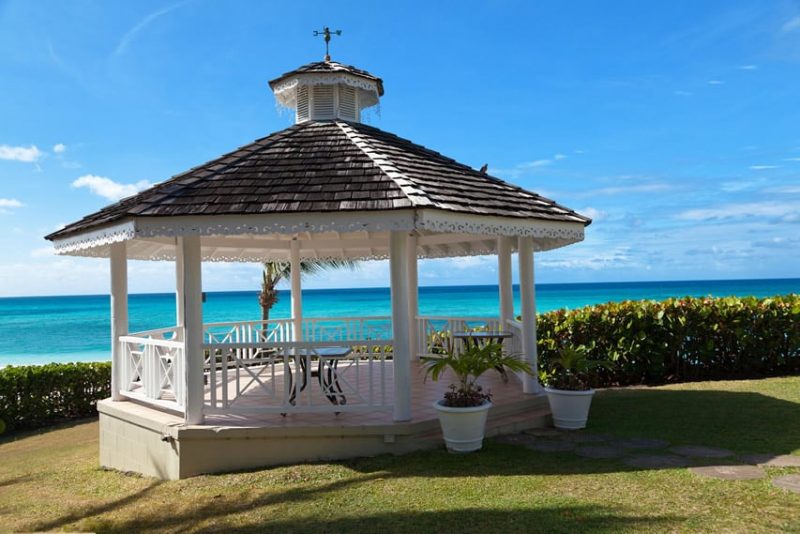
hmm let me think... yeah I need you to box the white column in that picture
[110,242,129,401]
[290,238,303,342]
[407,235,419,359]
[497,236,514,328]
[181,235,205,424]
[175,237,185,341]
[518,236,542,394]
[390,231,412,422]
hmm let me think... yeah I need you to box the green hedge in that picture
[0,362,111,433]
[537,295,800,386]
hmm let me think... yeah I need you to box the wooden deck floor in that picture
[201,360,532,428]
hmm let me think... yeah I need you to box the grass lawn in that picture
[1,377,799,533]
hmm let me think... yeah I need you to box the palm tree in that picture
[258,259,357,322]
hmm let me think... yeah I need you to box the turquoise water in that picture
[0,278,797,365]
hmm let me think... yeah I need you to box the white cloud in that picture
[584,183,671,196]
[677,201,800,222]
[0,198,23,209]
[674,90,692,97]
[580,207,606,221]
[749,165,779,170]
[30,247,55,258]
[72,174,152,201]
[0,144,42,163]
[538,247,634,270]
[782,16,800,33]
[707,80,725,85]
[553,153,567,161]
[53,143,67,154]
[522,159,551,168]
[721,178,765,192]
[115,1,190,55]
[738,65,758,70]
[764,185,800,194]
[784,157,800,162]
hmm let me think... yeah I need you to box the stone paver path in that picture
[526,440,576,452]
[494,428,799,490]
[575,445,626,459]
[773,475,800,494]
[740,454,800,468]
[669,445,736,458]
[623,454,691,469]
[690,465,766,481]
[616,438,670,450]
[559,432,612,443]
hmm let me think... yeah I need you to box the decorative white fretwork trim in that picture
[50,209,585,260]
[417,209,586,242]
[51,221,136,254]
[272,73,380,111]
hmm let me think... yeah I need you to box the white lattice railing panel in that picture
[204,319,293,346]
[119,334,185,413]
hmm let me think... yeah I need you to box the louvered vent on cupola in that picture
[296,85,309,122]
[270,60,382,124]
[338,85,357,121]
[312,85,335,119]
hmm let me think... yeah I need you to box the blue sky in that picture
[1,0,799,297]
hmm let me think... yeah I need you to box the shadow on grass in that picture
[0,474,34,488]
[587,387,800,454]
[90,497,681,533]
[30,481,163,532]
[0,416,98,445]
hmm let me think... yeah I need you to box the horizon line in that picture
[2,276,799,300]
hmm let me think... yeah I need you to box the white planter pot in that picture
[545,387,596,430]
[433,400,492,453]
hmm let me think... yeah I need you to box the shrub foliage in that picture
[537,295,800,386]
[0,362,111,432]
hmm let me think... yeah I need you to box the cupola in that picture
[268,61,384,124]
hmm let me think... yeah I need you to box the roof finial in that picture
[313,26,342,62]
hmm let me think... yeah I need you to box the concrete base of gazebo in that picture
[98,364,551,479]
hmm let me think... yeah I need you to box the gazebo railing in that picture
[119,330,185,413]
[415,316,502,358]
[202,338,393,414]
[204,319,293,345]
[116,315,521,416]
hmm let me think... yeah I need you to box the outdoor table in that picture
[288,346,351,407]
[452,330,513,348]
[452,331,514,382]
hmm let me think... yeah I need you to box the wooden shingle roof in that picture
[47,121,589,241]
[269,61,384,96]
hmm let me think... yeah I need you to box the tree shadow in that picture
[0,474,34,488]
[30,480,162,532]
[91,481,682,533]
[229,506,683,533]
[83,472,389,533]
[0,416,98,445]
[587,387,800,455]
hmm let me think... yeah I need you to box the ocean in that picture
[0,278,797,366]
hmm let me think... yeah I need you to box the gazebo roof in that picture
[47,120,589,247]
[269,61,385,96]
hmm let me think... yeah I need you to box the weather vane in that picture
[313,27,342,61]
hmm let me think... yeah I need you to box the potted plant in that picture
[422,337,532,453]
[542,345,610,430]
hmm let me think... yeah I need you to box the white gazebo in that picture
[46,56,590,479]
